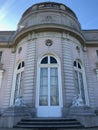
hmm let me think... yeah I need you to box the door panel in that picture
[50,68,59,106]
[39,68,48,106]
[37,56,62,117]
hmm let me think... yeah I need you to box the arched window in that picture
[74,60,85,104]
[14,61,24,102]
[38,55,60,106]
[37,55,63,117]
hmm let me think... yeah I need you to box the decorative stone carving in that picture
[41,15,56,23]
[72,94,84,107]
[18,47,22,54]
[11,47,16,53]
[27,32,36,41]
[14,96,25,107]
[32,32,36,40]
[62,32,70,40]
[27,33,32,41]
[76,46,80,53]
[45,39,53,46]
[83,46,87,52]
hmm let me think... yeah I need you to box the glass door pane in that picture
[79,72,85,103]
[39,68,48,106]
[75,71,80,95]
[14,73,20,102]
[50,68,59,106]
[19,71,24,96]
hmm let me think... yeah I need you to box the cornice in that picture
[85,41,98,47]
[11,24,85,46]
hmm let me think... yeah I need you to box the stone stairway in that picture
[14,117,84,129]
[2,128,98,130]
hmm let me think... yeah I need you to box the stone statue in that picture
[14,96,25,107]
[72,94,84,107]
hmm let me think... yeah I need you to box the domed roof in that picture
[17,1,80,32]
[13,2,84,46]
[22,2,77,19]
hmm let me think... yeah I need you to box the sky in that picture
[0,0,98,31]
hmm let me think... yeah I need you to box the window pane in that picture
[14,73,20,102]
[79,72,85,103]
[14,71,24,102]
[78,63,81,69]
[50,68,57,76]
[74,61,76,67]
[50,68,59,106]
[22,61,24,67]
[75,71,79,95]
[41,68,48,76]
[39,96,48,106]
[17,62,24,70]
[18,63,21,70]
[19,72,24,96]
[39,68,48,106]
[50,57,57,64]
[41,57,48,64]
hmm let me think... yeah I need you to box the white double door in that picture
[37,67,62,117]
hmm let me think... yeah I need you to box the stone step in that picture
[15,124,83,128]
[18,121,80,125]
[14,118,84,129]
[1,127,98,130]
[16,117,81,121]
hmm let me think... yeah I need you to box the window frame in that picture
[74,60,85,104]
[14,61,24,102]
[36,54,63,108]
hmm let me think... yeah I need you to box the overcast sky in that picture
[0,0,98,31]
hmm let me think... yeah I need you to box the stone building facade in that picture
[0,2,98,128]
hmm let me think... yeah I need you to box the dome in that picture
[17,2,81,31]
[22,2,77,19]
[13,2,84,45]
